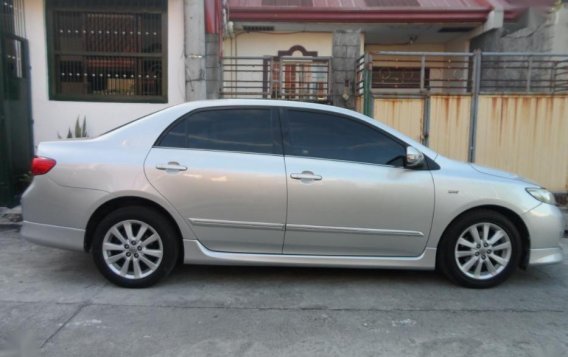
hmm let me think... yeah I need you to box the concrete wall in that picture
[205,33,220,100]
[25,0,186,144]
[471,5,568,53]
[184,0,206,101]
[469,6,568,94]
[332,30,361,109]
[551,5,568,53]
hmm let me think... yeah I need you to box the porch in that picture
[220,55,333,103]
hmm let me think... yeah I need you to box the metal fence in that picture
[220,56,333,103]
[480,53,568,93]
[356,51,568,100]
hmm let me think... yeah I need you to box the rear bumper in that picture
[21,221,85,252]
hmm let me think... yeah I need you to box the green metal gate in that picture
[1,0,34,207]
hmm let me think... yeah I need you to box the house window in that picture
[372,67,430,90]
[46,0,167,102]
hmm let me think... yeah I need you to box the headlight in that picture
[526,188,556,205]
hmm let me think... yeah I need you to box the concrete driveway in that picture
[1,226,568,356]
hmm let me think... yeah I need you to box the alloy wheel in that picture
[102,220,164,280]
[454,222,512,280]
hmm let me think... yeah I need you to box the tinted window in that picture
[285,110,405,166]
[158,109,277,154]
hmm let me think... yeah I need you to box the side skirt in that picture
[183,239,437,270]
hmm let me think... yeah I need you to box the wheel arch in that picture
[84,196,185,264]
[436,205,530,269]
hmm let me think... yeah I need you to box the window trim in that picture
[281,107,409,168]
[45,0,168,103]
[154,106,284,156]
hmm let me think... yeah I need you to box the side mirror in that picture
[405,146,425,169]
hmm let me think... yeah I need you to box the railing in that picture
[220,56,333,103]
[356,51,568,95]
[369,51,475,94]
[480,53,568,93]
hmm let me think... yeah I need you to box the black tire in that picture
[438,209,522,289]
[92,206,179,288]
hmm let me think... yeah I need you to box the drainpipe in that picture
[184,0,207,101]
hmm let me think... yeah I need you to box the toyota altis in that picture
[21,100,564,288]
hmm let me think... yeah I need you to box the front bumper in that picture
[529,247,563,265]
[21,221,85,251]
[523,203,565,266]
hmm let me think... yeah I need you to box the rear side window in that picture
[157,108,278,155]
[285,110,406,166]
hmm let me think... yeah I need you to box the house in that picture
[220,0,565,107]
[1,0,566,206]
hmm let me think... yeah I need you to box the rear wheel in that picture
[92,206,178,288]
[438,210,521,288]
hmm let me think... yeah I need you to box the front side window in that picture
[46,0,167,102]
[158,109,278,155]
[285,110,406,166]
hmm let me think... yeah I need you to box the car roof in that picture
[178,99,354,115]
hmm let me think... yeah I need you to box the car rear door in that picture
[144,107,287,254]
[282,108,435,257]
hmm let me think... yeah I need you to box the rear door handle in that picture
[290,171,322,181]
[156,162,188,172]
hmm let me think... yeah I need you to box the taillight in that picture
[31,156,57,175]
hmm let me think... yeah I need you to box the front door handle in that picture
[156,162,188,172]
[290,171,322,181]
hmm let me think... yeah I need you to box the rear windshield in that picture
[98,107,169,137]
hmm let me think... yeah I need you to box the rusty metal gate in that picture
[1,0,34,207]
[356,51,568,192]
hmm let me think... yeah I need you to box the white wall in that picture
[224,32,333,58]
[25,0,186,144]
[445,38,470,53]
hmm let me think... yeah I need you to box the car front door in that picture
[282,109,435,257]
[144,107,287,254]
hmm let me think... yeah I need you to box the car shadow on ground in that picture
[165,262,560,292]
[42,249,567,291]
[171,263,444,285]
[6,228,563,293]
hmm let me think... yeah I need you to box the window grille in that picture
[46,0,167,102]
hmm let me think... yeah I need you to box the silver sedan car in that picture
[21,100,563,288]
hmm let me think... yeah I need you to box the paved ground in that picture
[1,227,568,356]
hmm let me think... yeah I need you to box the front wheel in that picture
[92,206,179,288]
[438,210,522,288]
